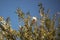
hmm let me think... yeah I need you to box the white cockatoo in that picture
[32,16,37,22]
[30,16,37,26]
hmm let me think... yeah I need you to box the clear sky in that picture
[0,0,60,30]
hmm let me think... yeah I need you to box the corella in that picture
[32,16,37,23]
[30,17,37,26]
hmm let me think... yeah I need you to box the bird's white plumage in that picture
[32,16,37,22]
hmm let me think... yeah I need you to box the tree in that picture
[0,3,60,40]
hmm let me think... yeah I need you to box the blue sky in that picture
[0,0,60,30]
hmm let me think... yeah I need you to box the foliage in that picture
[0,3,60,40]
